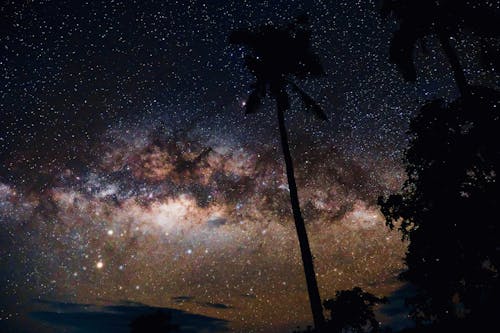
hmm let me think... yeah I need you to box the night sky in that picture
[0,1,496,332]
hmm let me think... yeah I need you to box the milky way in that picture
[0,124,406,332]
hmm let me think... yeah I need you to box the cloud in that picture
[29,299,229,333]
[207,217,227,228]
[172,296,195,303]
[201,302,233,310]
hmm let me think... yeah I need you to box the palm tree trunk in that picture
[275,91,325,329]
[436,30,469,98]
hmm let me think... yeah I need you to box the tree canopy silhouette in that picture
[380,4,500,326]
[381,0,500,96]
[323,287,387,333]
[229,15,328,329]
[379,86,500,327]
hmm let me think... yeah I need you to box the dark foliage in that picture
[381,0,500,96]
[323,287,387,333]
[292,287,387,333]
[379,86,500,326]
[229,15,327,120]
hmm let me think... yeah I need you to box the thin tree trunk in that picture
[275,91,325,329]
[437,30,469,98]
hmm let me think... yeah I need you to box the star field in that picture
[0,126,406,332]
[1,1,498,332]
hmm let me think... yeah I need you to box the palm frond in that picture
[228,29,255,47]
[244,55,264,77]
[380,0,394,18]
[245,88,263,114]
[289,82,328,121]
[295,13,309,25]
[389,24,419,82]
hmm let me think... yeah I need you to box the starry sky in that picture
[0,1,497,332]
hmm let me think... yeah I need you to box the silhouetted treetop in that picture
[229,16,324,80]
[381,0,500,93]
[229,15,327,120]
[379,86,500,324]
[323,287,387,333]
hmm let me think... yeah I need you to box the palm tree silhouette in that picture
[381,0,500,97]
[229,15,327,329]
